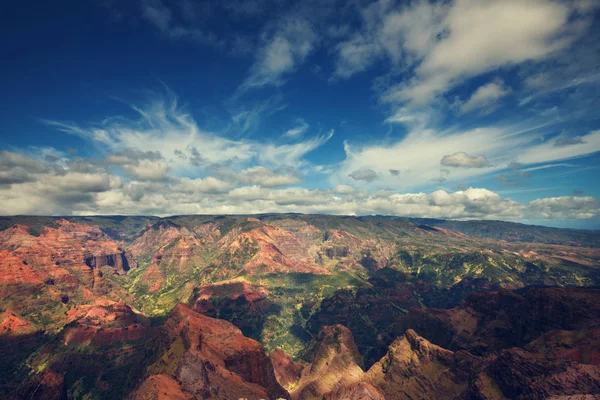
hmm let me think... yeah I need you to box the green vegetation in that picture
[1,214,598,398]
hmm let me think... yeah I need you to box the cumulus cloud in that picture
[0,151,52,184]
[349,168,378,182]
[122,160,171,181]
[441,152,491,168]
[0,169,121,215]
[0,150,597,223]
[218,166,302,188]
[171,177,233,195]
[526,196,599,219]
[333,184,356,194]
[104,149,163,166]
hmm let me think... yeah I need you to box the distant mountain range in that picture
[1,215,599,399]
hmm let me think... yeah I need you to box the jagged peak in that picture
[311,325,363,368]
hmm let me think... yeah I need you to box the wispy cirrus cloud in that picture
[140,0,224,47]
[239,16,318,90]
[334,123,600,191]
[282,118,309,138]
[44,91,331,177]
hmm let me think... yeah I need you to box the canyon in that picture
[0,214,599,399]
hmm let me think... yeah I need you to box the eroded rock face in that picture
[294,325,600,400]
[0,310,37,336]
[84,251,132,273]
[143,303,289,400]
[189,278,274,339]
[270,348,304,391]
[128,374,193,400]
[61,303,150,346]
[0,220,137,331]
[291,325,365,400]
[363,329,475,399]
[324,382,384,400]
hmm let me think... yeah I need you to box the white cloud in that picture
[45,94,331,176]
[336,121,600,191]
[382,0,581,105]
[241,17,317,89]
[441,151,491,168]
[526,196,599,219]
[140,0,223,47]
[122,160,171,181]
[521,163,574,172]
[460,80,512,113]
[0,169,122,215]
[333,0,590,108]
[282,119,309,138]
[260,129,334,167]
[172,177,233,194]
[334,0,447,79]
[333,184,356,194]
[220,166,302,188]
[336,126,521,189]
[0,151,596,222]
[517,130,600,165]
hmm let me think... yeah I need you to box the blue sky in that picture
[1,0,599,227]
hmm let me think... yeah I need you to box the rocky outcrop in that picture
[143,303,289,400]
[295,326,600,400]
[128,374,193,400]
[84,250,132,273]
[230,227,331,275]
[394,287,600,356]
[0,311,37,336]
[270,348,304,391]
[362,329,475,399]
[61,303,150,346]
[305,268,424,367]
[291,325,365,400]
[324,382,384,400]
[291,326,473,399]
